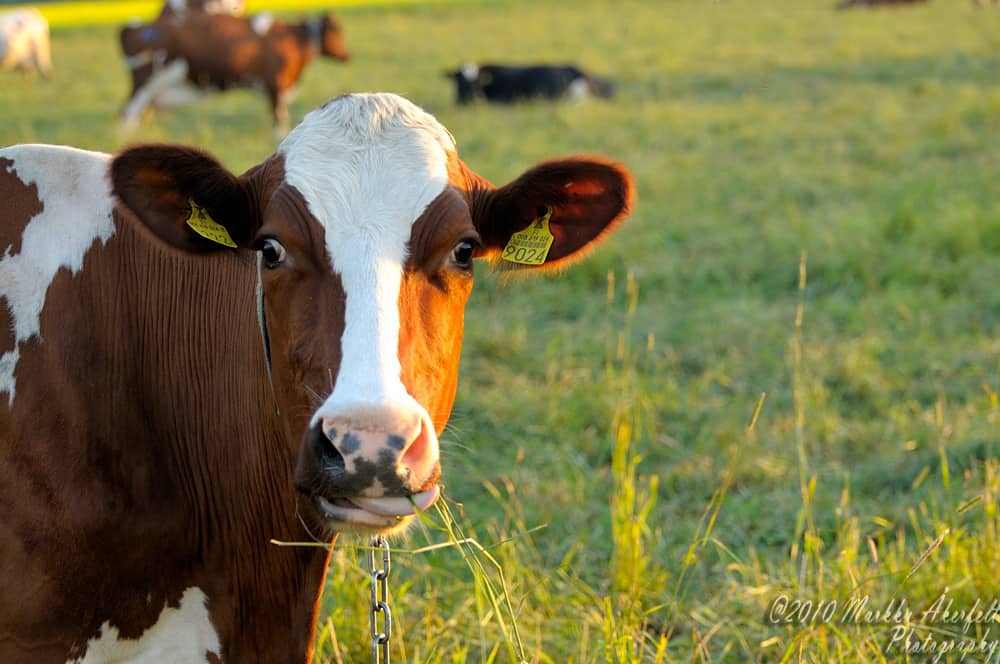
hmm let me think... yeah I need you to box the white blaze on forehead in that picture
[0,144,115,406]
[278,94,454,424]
[67,587,222,663]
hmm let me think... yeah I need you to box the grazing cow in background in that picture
[447,63,614,105]
[0,8,51,77]
[158,0,245,19]
[836,0,927,8]
[0,92,633,662]
[119,13,349,139]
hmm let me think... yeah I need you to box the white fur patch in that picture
[568,77,591,101]
[67,587,221,664]
[251,12,274,35]
[0,145,115,406]
[204,0,245,15]
[151,80,210,110]
[460,62,479,81]
[278,93,454,426]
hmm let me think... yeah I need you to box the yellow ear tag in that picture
[501,207,554,265]
[186,201,237,248]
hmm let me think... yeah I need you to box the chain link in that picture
[368,536,392,664]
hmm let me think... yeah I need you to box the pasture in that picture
[2,0,999,661]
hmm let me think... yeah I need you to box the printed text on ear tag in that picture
[186,201,237,248]
[501,207,554,265]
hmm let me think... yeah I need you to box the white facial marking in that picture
[67,587,221,664]
[278,93,455,427]
[461,62,479,81]
[568,77,591,101]
[0,145,115,406]
[251,12,274,35]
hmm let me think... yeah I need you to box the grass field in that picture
[3,0,1000,661]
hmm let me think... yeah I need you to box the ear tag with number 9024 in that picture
[186,200,237,248]
[501,207,554,265]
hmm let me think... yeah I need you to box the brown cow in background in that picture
[119,12,349,139]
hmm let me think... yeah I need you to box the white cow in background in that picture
[0,8,51,77]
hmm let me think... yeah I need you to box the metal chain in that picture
[368,536,392,664]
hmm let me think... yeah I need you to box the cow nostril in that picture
[309,424,344,471]
[400,419,434,483]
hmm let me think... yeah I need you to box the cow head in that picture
[447,63,485,105]
[315,14,349,62]
[110,93,631,534]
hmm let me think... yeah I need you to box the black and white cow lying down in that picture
[446,63,615,105]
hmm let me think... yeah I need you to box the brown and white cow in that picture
[119,13,349,139]
[0,93,632,662]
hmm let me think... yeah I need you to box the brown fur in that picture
[0,156,43,358]
[0,157,39,260]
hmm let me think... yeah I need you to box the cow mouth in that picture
[315,485,440,529]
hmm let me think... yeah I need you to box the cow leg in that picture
[32,40,52,79]
[120,58,188,130]
[271,87,292,141]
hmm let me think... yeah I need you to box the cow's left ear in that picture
[471,158,633,270]
[112,145,258,253]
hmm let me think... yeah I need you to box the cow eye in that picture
[260,238,286,268]
[451,239,477,269]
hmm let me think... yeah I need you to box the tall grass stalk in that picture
[430,498,529,663]
[790,251,822,594]
[604,269,659,662]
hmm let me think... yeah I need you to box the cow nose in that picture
[316,407,439,496]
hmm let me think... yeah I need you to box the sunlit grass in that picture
[2,0,999,660]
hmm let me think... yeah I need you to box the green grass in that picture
[3,0,1000,661]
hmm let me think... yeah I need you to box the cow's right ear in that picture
[111,145,258,253]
